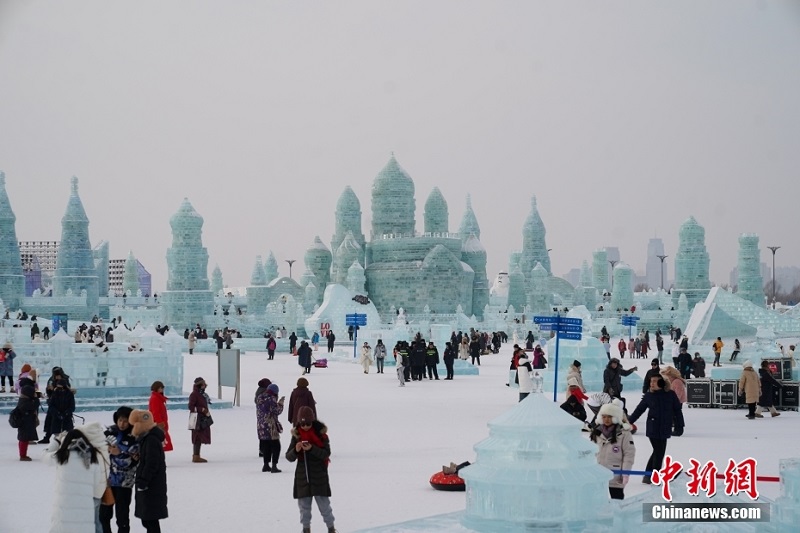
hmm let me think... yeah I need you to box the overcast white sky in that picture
[1,1,799,292]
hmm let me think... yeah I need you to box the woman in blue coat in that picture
[627,375,684,484]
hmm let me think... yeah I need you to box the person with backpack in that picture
[266,334,277,360]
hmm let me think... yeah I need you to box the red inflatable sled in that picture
[312,357,328,368]
[429,471,466,491]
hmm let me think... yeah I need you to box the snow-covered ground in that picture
[1,346,796,532]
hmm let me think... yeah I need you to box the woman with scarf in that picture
[285,405,337,533]
[188,377,212,463]
[148,381,173,452]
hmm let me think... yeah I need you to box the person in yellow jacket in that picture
[712,337,724,367]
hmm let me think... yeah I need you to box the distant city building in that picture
[644,238,669,290]
[18,241,59,290]
[108,257,152,296]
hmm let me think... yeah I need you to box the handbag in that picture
[197,413,214,430]
[188,412,198,430]
[101,485,115,506]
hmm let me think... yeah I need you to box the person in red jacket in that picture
[617,338,626,359]
[148,381,173,452]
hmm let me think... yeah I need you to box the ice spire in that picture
[458,194,480,241]
[0,171,25,309]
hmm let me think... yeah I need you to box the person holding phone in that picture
[285,406,336,533]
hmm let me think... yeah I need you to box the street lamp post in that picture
[767,246,780,309]
[285,259,296,279]
[657,255,668,290]
[608,260,618,292]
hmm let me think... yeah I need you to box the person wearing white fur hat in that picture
[516,354,534,402]
[590,399,636,500]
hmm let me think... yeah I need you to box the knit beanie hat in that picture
[258,378,271,388]
[572,360,581,368]
[267,383,279,396]
[129,409,156,437]
[20,363,32,374]
[297,405,315,425]
[743,360,753,369]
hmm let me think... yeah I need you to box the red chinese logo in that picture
[653,456,759,501]
[652,455,683,502]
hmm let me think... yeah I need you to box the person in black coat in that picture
[47,380,76,436]
[756,361,783,417]
[677,348,693,380]
[285,405,336,533]
[443,342,456,380]
[410,341,427,381]
[15,385,40,461]
[425,341,440,380]
[129,410,168,533]
[326,331,335,353]
[642,359,662,393]
[603,358,638,407]
[297,341,313,375]
[691,353,706,378]
[627,376,684,484]
[289,332,298,353]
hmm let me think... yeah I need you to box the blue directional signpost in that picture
[345,313,367,358]
[621,315,640,340]
[533,314,583,402]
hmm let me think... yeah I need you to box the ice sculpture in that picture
[462,234,489,319]
[459,391,613,531]
[736,234,764,307]
[684,287,800,343]
[0,171,25,309]
[346,260,366,295]
[360,155,486,317]
[304,236,332,295]
[528,262,551,316]
[458,194,480,242]
[506,263,526,311]
[160,198,214,329]
[123,251,140,296]
[369,154,416,238]
[264,251,279,283]
[609,262,634,311]
[518,196,551,279]
[250,255,267,286]
[332,231,363,285]
[93,240,109,299]
[673,216,711,307]
[331,186,366,254]
[592,248,610,293]
[211,265,223,295]
[304,284,381,343]
[423,187,448,234]
[53,177,100,317]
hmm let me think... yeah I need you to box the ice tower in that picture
[609,262,634,311]
[331,186,365,255]
[519,196,551,279]
[246,256,270,313]
[423,187,448,234]
[160,198,214,329]
[304,236,332,294]
[673,216,711,308]
[211,265,223,295]
[53,177,99,318]
[736,234,764,307]
[458,194,480,242]
[369,154,415,238]
[461,234,489,319]
[592,248,610,293]
[264,251,279,283]
[93,241,109,299]
[123,251,140,296]
[0,172,25,309]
